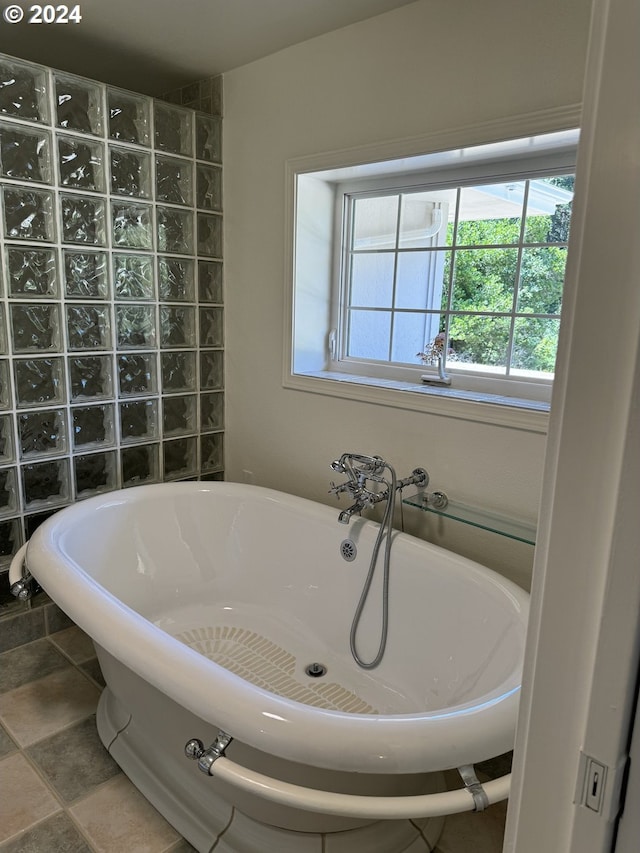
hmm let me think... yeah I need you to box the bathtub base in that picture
[96,664,446,853]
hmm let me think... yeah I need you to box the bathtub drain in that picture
[340,539,357,562]
[175,626,378,712]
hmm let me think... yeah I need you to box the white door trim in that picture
[504,0,640,849]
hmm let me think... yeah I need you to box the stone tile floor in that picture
[0,627,507,852]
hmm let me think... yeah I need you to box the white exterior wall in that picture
[222,0,591,589]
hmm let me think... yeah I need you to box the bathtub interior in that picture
[38,483,528,719]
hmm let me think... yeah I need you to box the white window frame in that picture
[284,106,581,433]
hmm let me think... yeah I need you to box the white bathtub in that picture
[24,482,529,853]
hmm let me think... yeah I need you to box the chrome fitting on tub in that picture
[9,543,33,602]
[185,730,234,775]
[458,764,489,812]
[329,454,430,525]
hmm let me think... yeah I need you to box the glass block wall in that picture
[0,52,224,572]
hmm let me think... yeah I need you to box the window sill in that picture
[285,370,550,433]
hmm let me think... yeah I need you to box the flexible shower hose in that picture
[349,464,397,669]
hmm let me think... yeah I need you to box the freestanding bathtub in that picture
[21,481,529,853]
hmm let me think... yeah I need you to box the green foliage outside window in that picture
[440,176,573,373]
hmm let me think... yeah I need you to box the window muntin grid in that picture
[341,173,573,384]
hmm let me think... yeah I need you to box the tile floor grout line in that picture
[44,630,108,693]
[65,774,132,853]
[0,709,26,747]
[162,832,197,853]
[6,633,89,666]
[17,744,68,805]
[0,646,192,852]
[0,651,192,852]
[163,840,187,853]
[0,721,19,752]
[8,711,118,853]
[2,704,99,751]
[0,633,70,670]
[0,623,92,659]
[0,749,66,848]
[7,681,102,788]
[0,805,65,850]
[66,769,130,810]
[66,814,102,853]
[69,660,106,693]
[0,651,77,697]
[0,651,107,853]
[0,633,49,656]
[2,699,121,851]
[59,797,103,853]
[47,632,97,666]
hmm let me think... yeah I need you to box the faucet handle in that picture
[330,480,362,500]
[329,480,348,498]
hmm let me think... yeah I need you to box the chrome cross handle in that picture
[185,731,233,775]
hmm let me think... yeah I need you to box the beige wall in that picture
[222,0,591,589]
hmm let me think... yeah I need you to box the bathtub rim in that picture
[25,480,528,775]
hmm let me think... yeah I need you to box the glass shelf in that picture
[403,492,536,545]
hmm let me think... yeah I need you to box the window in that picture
[287,123,579,426]
[343,174,573,393]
